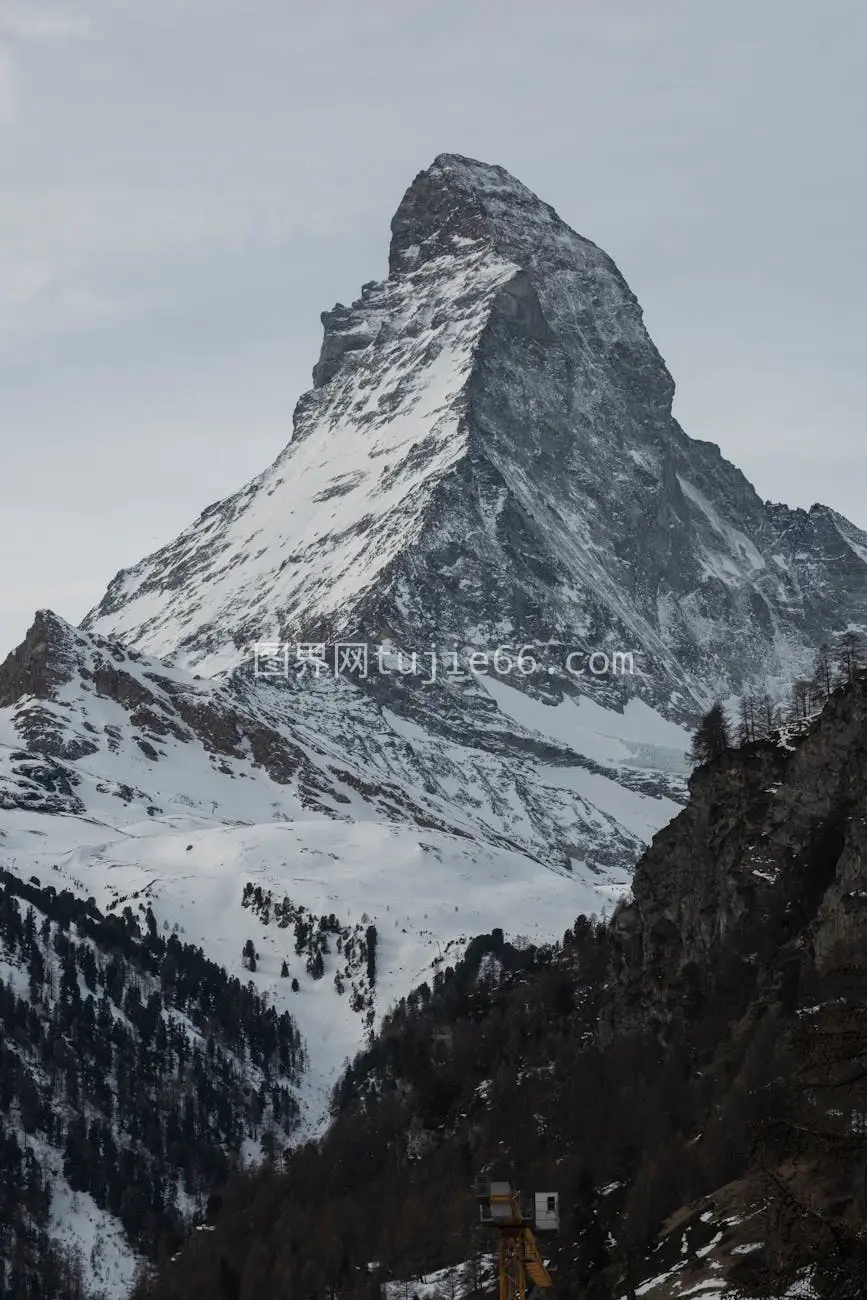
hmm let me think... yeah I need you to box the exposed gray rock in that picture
[607,670,867,1037]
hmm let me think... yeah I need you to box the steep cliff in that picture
[609,670,867,1035]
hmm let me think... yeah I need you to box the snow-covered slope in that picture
[27,817,597,1131]
[0,610,684,871]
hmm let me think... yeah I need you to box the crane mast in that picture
[474,1179,559,1300]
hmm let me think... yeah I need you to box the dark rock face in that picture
[607,672,867,1036]
[589,675,867,1295]
[0,609,81,707]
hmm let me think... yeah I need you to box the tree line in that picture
[690,629,865,765]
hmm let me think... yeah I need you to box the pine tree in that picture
[790,677,815,721]
[835,629,865,685]
[756,689,779,737]
[689,701,731,765]
[737,693,757,745]
[365,925,378,986]
[812,643,834,700]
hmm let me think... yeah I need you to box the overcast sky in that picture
[1,0,865,656]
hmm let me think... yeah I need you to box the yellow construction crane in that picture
[474,1178,559,1300]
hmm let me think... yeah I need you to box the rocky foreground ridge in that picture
[610,668,867,1037]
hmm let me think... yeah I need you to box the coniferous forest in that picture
[0,870,304,1297]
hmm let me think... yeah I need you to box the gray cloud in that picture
[1,0,865,654]
[0,10,92,42]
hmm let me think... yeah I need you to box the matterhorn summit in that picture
[84,154,867,709]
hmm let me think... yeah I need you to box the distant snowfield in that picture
[3,811,608,1138]
[480,674,691,774]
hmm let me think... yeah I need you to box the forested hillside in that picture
[0,871,304,1298]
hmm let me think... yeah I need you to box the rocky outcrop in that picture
[0,609,81,707]
[0,611,506,836]
[608,670,867,1037]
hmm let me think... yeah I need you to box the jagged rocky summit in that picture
[84,153,867,713]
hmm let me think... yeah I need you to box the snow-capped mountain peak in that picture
[82,154,867,705]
